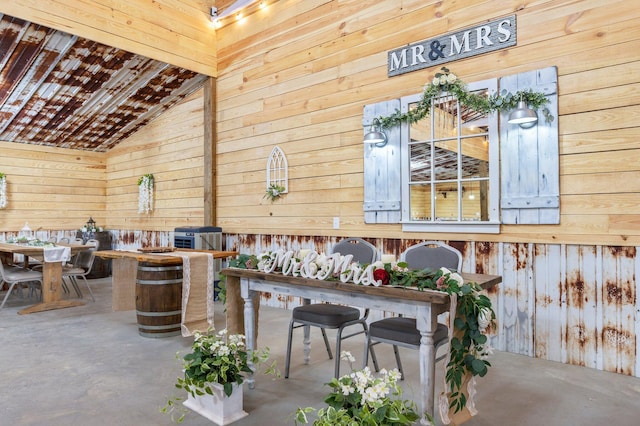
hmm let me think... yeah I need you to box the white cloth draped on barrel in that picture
[173,251,215,337]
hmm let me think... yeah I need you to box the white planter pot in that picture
[183,382,248,425]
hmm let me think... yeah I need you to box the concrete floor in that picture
[1,277,640,425]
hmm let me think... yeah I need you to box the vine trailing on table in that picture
[376,66,553,129]
[372,262,495,415]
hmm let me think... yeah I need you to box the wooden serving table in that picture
[222,268,501,424]
[96,249,238,311]
[0,242,90,314]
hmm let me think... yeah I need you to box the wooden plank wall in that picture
[0,0,217,76]
[0,141,106,232]
[215,0,640,247]
[105,89,206,232]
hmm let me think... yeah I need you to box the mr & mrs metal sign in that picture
[388,15,516,77]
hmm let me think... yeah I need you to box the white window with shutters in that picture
[362,67,559,230]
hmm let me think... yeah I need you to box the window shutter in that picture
[499,66,559,224]
[363,100,401,224]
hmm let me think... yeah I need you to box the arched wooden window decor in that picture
[266,146,288,201]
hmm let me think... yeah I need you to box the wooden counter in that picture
[96,249,238,311]
[95,249,238,263]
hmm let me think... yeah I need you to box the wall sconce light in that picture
[363,119,388,147]
[508,100,538,129]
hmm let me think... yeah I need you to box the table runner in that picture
[173,251,214,337]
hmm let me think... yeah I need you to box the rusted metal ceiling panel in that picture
[0,14,207,152]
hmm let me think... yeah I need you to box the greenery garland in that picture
[377,67,553,129]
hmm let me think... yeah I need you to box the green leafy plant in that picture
[264,183,286,202]
[295,351,420,425]
[162,328,277,423]
[377,67,553,129]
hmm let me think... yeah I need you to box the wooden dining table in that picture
[0,242,91,314]
[222,267,501,424]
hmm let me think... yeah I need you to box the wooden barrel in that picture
[135,262,182,338]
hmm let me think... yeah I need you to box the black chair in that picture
[285,237,378,379]
[363,241,462,379]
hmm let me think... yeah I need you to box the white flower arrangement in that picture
[81,224,103,233]
[295,351,419,425]
[137,174,154,214]
[0,173,6,209]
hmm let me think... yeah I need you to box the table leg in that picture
[416,306,438,425]
[240,278,258,389]
[18,261,84,314]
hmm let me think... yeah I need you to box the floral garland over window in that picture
[0,172,6,209]
[377,67,553,129]
[137,174,154,214]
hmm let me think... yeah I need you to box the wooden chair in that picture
[363,241,462,379]
[285,237,378,379]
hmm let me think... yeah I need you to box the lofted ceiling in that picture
[0,14,208,152]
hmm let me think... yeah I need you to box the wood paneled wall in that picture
[215,0,640,246]
[0,0,217,76]
[105,89,206,232]
[0,141,106,231]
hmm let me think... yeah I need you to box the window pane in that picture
[409,143,431,182]
[434,141,458,181]
[433,95,459,139]
[409,184,431,220]
[462,180,490,221]
[434,182,458,221]
[460,130,489,179]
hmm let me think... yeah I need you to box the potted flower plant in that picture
[163,328,277,425]
[295,351,420,425]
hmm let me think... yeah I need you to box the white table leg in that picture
[241,278,257,389]
[416,306,438,424]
